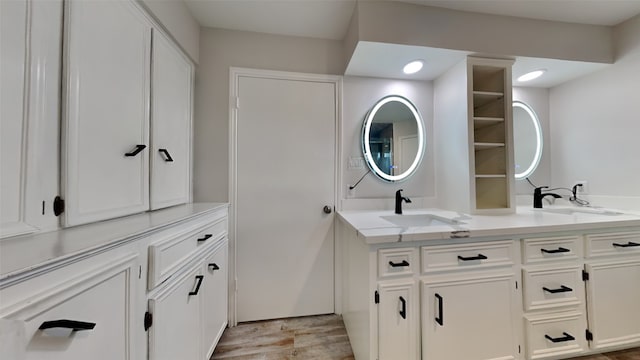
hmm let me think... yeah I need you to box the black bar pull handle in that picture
[158,148,174,162]
[399,296,407,319]
[543,285,573,294]
[124,144,146,157]
[541,247,570,254]
[435,293,443,326]
[197,234,213,242]
[39,320,96,331]
[457,254,487,261]
[389,260,410,267]
[545,332,575,343]
[208,263,220,271]
[189,275,204,296]
[613,242,640,248]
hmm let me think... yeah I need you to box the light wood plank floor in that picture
[212,314,640,360]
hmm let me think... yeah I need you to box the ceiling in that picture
[183,0,640,87]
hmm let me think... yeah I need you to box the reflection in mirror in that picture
[362,96,425,182]
[513,101,543,179]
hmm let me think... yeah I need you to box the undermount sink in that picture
[538,207,624,216]
[381,214,464,227]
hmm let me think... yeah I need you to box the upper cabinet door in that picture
[62,0,151,226]
[150,31,192,210]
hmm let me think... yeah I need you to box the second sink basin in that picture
[381,214,463,227]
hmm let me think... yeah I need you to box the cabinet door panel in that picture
[422,273,519,360]
[63,0,151,226]
[378,281,418,360]
[150,31,192,210]
[202,241,228,359]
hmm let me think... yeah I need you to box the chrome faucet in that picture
[533,186,562,208]
[395,189,412,214]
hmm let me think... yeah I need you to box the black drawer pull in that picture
[158,148,174,162]
[389,260,410,267]
[399,296,407,319]
[39,320,96,331]
[457,254,487,261]
[543,285,573,294]
[613,242,640,248]
[208,263,220,271]
[189,275,204,296]
[197,234,213,242]
[435,293,443,326]
[124,144,146,157]
[545,332,575,343]
[541,247,570,254]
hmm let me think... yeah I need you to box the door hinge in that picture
[374,290,379,304]
[582,270,589,281]
[53,196,65,216]
[586,329,593,341]
[144,311,153,331]
[518,345,521,353]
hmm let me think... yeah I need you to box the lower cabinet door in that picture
[586,260,640,350]
[422,272,520,360]
[148,263,203,360]
[202,240,228,358]
[377,280,419,360]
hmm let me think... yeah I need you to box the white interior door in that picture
[235,73,336,322]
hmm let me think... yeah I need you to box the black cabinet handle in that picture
[208,263,220,271]
[399,296,407,319]
[124,144,146,157]
[457,254,487,261]
[435,293,443,326]
[545,332,575,343]
[541,247,570,254]
[158,148,174,162]
[613,242,640,248]
[197,234,212,242]
[389,260,410,267]
[543,285,573,294]
[39,320,96,331]
[189,275,204,296]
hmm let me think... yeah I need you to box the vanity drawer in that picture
[524,311,588,360]
[421,240,515,273]
[523,236,582,264]
[522,265,584,311]
[586,231,640,258]
[378,247,418,279]
[148,216,228,289]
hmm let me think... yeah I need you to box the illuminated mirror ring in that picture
[362,95,425,182]
[513,101,543,179]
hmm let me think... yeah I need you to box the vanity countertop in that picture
[337,206,640,244]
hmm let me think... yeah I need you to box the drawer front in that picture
[586,231,640,258]
[148,215,227,289]
[421,240,515,273]
[523,266,584,311]
[523,236,582,264]
[378,247,418,279]
[525,311,588,360]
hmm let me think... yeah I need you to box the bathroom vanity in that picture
[337,207,640,360]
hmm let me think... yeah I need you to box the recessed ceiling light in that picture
[517,69,546,82]
[403,60,424,75]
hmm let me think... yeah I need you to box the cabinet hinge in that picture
[586,329,593,341]
[582,270,589,281]
[374,290,379,304]
[144,311,153,331]
[234,96,239,109]
[518,345,521,353]
[515,281,518,290]
[53,196,65,216]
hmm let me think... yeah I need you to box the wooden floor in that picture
[212,314,640,360]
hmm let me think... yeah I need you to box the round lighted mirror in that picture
[362,95,425,182]
[513,101,543,179]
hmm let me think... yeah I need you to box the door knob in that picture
[323,206,332,214]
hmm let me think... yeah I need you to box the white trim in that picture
[228,67,342,325]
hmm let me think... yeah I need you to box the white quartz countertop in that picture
[0,203,228,281]
[338,206,640,244]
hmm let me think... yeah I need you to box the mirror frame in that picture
[513,101,543,179]
[362,95,425,182]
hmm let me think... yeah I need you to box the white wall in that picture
[141,0,200,63]
[549,14,640,208]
